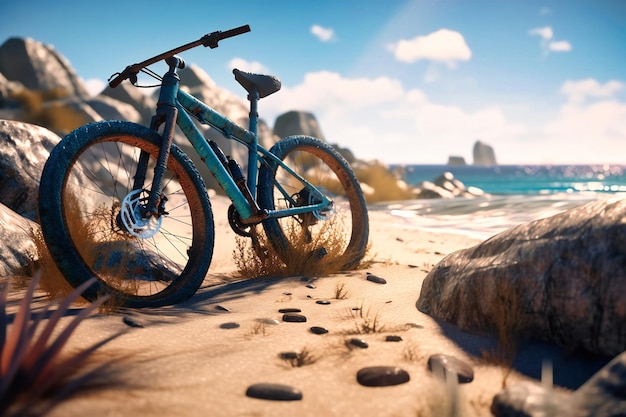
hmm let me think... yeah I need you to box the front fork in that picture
[132,57,183,220]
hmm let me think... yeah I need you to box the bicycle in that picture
[38,25,369,308]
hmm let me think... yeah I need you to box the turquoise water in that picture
[371,164,626,240]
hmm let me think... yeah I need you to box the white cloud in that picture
[529,26,571,55]
[560,79,624,104]
[549,40,572,52]
[311,24,335,42]
[261,71,524,163]
[388,29,471,67]
[83,78,106,96]
[529,26,553,40]
[228,58,268,74]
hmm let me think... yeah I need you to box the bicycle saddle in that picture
[233,68,281,98]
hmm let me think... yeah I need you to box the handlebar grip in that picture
[219,25,251,40]
[108,74,124,88]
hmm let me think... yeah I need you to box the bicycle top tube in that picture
[108,25,250,88]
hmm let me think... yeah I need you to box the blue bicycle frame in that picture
[155,58,331,225]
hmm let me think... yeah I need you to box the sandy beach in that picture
[8,196,563,417]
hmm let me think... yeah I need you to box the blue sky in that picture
[1,0,625,164]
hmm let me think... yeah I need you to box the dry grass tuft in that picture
[234,218,369,278]
[279,347,318,368]
[333,282,349,300]
[353,162,414,203]
[0,271,124,416]
[341,301,386,334]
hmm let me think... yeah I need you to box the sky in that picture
[1,0,625,165]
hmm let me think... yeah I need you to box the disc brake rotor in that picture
[120,189,162,239]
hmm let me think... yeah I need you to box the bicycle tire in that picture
[257,135,369,270]
[38,120,214,308]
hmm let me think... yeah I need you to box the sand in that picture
[10,196,556,416]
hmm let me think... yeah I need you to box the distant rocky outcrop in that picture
[473,140,497,165]
[417,198,626,358]
[447,156,467,166]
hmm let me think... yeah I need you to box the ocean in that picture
[369,164,626,240]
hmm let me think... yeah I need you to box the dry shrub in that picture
[32,192,138,307]
[480,277,530,388]
[234,217,368,278]
[11,87,87,134]
[353,162,414,203]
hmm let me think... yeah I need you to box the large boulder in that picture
[473,140,497,165]
[0,203,38,277]
[417,198,626,357]
[0,120,61,219]
[100,82,156,125]
[0,37,89,98]
[273,110,326,141]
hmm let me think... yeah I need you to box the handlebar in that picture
[108,25,251,88]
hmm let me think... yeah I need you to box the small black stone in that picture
[245,383,303,401]
[219,322,240,329]
[366,274,387,284]
[316,300,331,305]
[282,313,307,323]
[122,316,144,328]
[278,308,302,313]
[357,366,410,387]
[348,338,369,349]
[279,351,299,360]
[385,335,403,342]
[214,305,230,312]
[310,326,329,335]
[306,284,316,289]
[428,354,474,383]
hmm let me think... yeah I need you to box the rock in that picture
[122,316,144,328]
[0,203,38,276]
[427,354,474,383]
[385,335,403,342]
[273,110,325,141]
[310,326,329,335]
[0,120,60,219]
[85,95,142,124]
[447,156,467,165]
[282,313,307,323]
[357,366,410,387]
[473,140,497,166]
[245,383,303,401]
[219,322,240,329]
[366,273,387,284]
[0,37,89,97]
[278,308,301,313]
[257,318,280,325]
[348,338,369,349]
[417,199,626,357]
[316,300,331,305]
[492,350,626,416]
[100,82,156,126]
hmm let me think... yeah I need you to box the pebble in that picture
[310,326,329,335]
[122,316,144,328]
[279,351,299,360]
[316,300,331,305]
[366,274,387,284]
[282,313,307,323]
[405,322,424,329]
[278,308,301,313]
[385,335,403,342]
[348,338,369,349]
[257,318,280,325]
[214,305,230,312]
[306,284,316,289]
[357,366,410,387]
[219,322,240,329]
[427,354,474,383]
[245,383,303,401]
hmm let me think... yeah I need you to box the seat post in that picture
[247,89,260,135]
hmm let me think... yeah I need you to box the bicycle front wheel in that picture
[38,121,214,308]
[258,135,369,270]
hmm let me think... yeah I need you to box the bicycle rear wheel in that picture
[38,121,214,308]
[257,135,369,270]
